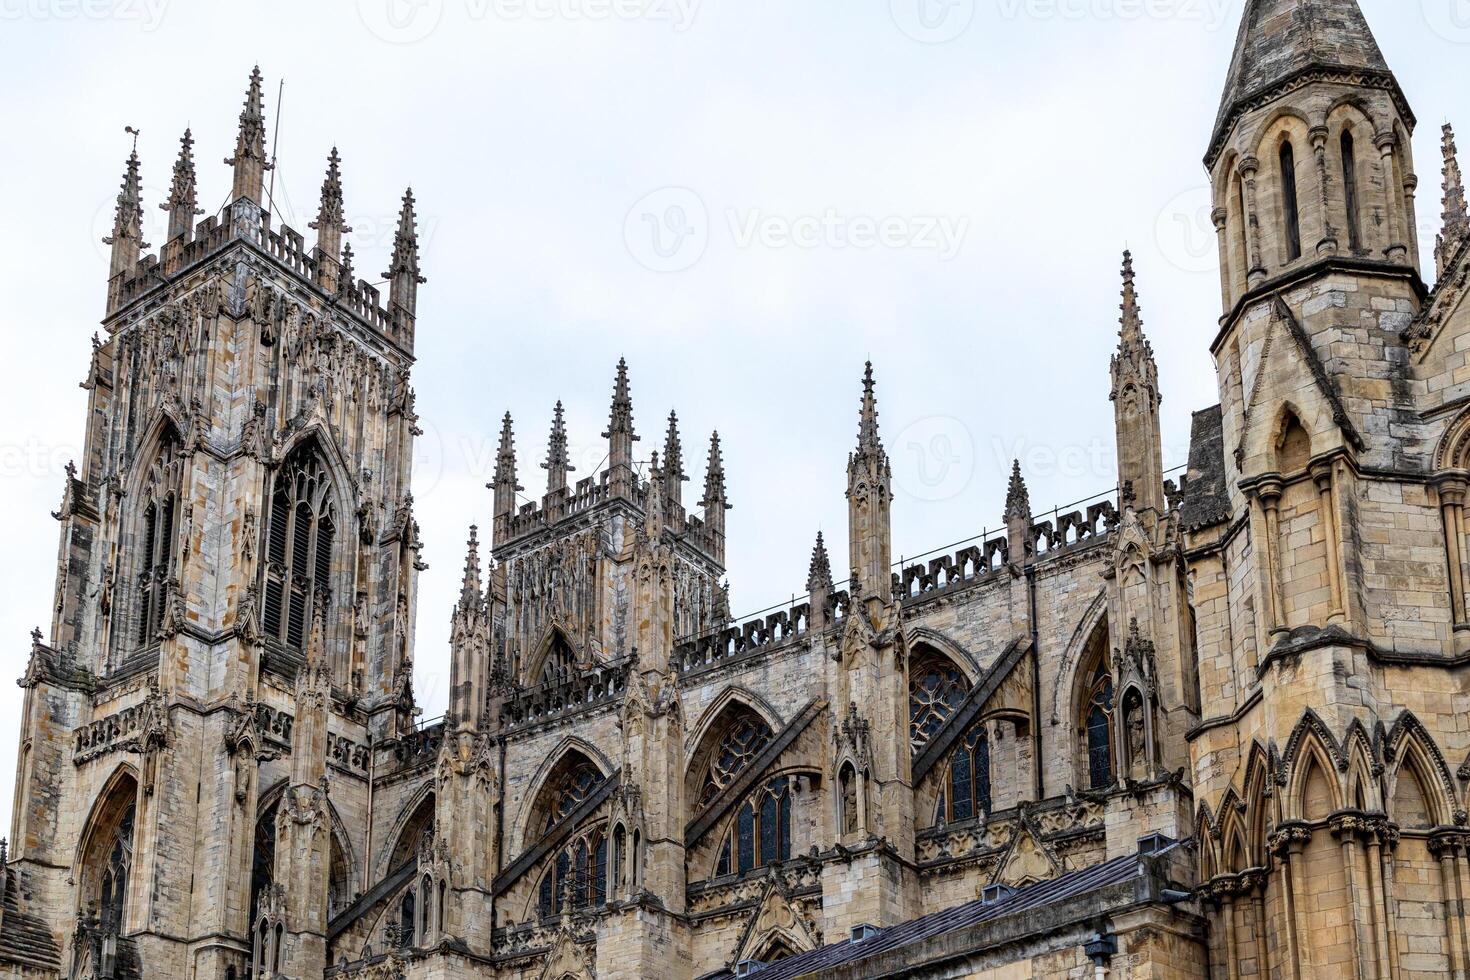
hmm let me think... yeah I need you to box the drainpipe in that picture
[1027,564,1043,802]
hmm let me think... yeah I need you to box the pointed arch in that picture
[1050,590,1108,726]
[74,765,141,932]
[1241,741,1273,867]
[370,779,435,882]
[686,689,781,812]
[1434,404,1470,470]
[1283,718,1343,823]
[524,624,579,688]
[1342,718,1381,813]
[685,686,784,757]
[125,409,187,499]
[1195,801,1221,881]
[903,627,982,684]
[1385,712,1459,828]
[908,642,973,754]
[1069,617,1114,792]
[512,738,613,855]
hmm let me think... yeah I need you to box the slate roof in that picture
[1180,405,1231,532]
[708,853,1141,980]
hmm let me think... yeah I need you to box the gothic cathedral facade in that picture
[7,0,1470,977]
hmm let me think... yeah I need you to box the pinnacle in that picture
[1004,459,1031,522]
[807,531,834,594]
[855,361,883,457]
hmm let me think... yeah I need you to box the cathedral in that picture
[6,0,1470,976]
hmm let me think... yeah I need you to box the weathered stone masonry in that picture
[7,1,1470,977]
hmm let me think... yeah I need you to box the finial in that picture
[807,531,834,594]
[161,128,202,243]
[385,187,426,318]
[1004,460,1031,522]
[542,401,574,493]
[311,147,351,239]
[604,358,637,440]
[1440,123,1469,277]
[340,242,356,288]
[1118,249,1147,345]
[663,411,687,504]
[855,361,883,457]
[460,524,482,607]
[700,431,728,508]
[225,66,271,204]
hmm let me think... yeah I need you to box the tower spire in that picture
[310,147,351,291]
[698,431,729,565]
[1439,123,1469,278]
[1110,252,1165,512]
[459,524,483,610]
[605,358,639,499]
[225,66,270,205]
[161,128,201,244]
[385,187,425,326]
[663,411,687,511]
[542,402,574,496]
[103,149,148,311]
[491,412,521,543]
[855,361,884,459]
[847,363,893,603]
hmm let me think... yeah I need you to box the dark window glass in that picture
[1341,132,1361,251]
[737,803,755,873]
[951,744,973,822]
[1281,141,1302,261]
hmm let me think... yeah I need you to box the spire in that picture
[1004,460,1031,522]
[605,358,639,499]
[225,66,271,204]
[698,431,729,565]
[807,531,834,595]
[645,451,666,540]
[161,128,201,243]
[1117,249,1149,352]
[310,148,351,288]
[663,411,687,509]
[854,361,884,459]
[542,401,574,495]
[699,431,727,509]
[384,187,425,320]
[1212,0,1391,157]
[104,149,147,282]
[1439,123,1469,277]
[459,525,483,610]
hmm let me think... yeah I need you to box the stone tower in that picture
[11,68,426,979]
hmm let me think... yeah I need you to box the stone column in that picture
[1270,825,1310,980]
[1375,132,1408,262]
[1431,833,1468,980]
[1311,126,1339,257]
[1312,462,1346,623]
[1332,814,1374,979]
[1437,473,1470,642]
[1240,156,1267,286]
[1213,206,1232,309]
[1253,478,1287,641]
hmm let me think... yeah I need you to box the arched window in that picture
[933,724,991,823]
[1341,131,1361,252]
[134,435,184,647]
[539,631,577,686]
[536,825,608,918]
[1280,141,1302,262]
[543,761,601,835]
[399,888,416,946]
[697,714,773,809]
[249,797,277,951]
[98,805,134,931]
[908,651,969,753]
[1085,661,1115,790]
[261,445,336,651]
[714,778,791,877]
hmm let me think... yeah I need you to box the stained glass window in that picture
[1086,662,1114,791]
[699,716,773,808]
[537,826,609,919]
[940,724,991,823]
[721,778,792,876]
[545,762,602,833]
[909,654,969,752]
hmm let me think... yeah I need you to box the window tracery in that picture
[909,652,968,753]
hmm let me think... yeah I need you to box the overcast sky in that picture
[0,0,1465,827]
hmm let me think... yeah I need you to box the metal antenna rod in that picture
[266,78,284,211]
